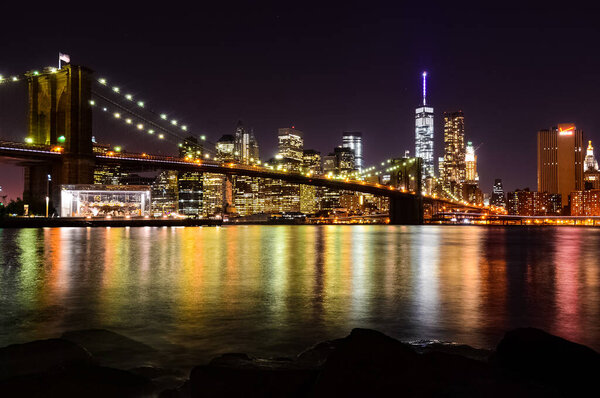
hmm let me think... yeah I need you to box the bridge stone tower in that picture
[23,65,95,210]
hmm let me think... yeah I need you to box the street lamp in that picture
[46,174,51,217]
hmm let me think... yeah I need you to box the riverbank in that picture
[0,217,222,228]
[0,327,597,397]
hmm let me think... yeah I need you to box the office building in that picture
[216,134,235,161]
[342,132,363,171]
[151,171,178,216]
[234,120,259,164]
[202,173,227,217]
[415,71,434,180]
[571,190,600,216]
[442,111,466,199]
[537,123,584,208]
[491,179,506,208]
[278,127,304,165]
[334,147,356,175]
[584,140,599,171]
[465,141,478,183]
[178,172,202,217]
[300,150,322,214]
[506,188,561,216]
[93,164,127,185]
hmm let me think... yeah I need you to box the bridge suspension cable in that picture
[92,76,220,156]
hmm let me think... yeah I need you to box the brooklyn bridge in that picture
[0,64,491,224]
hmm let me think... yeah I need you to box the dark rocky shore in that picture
[0,328,598,397]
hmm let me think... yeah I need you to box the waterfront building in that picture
[342,132,363,171]
[151,170,178,216]
[233,175,264,216]
[202,173,226,217]
[60,185,150,218]
[506,188,562,216]
[216,134,235,161]
[537,123,584,208]
[491,179,506,208]
[178,171,202,217]
[570,190,600,216]
[234,120,259,164]
[415,71,434,182]
[300,150,322,214]
[442,111,466,199]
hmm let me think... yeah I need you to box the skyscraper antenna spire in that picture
[422,71,427,106]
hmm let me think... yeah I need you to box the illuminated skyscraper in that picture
[537,123,584,207]
[442,111,466,198]
[234,120,259,164]
[342,132,363,171]
[178,172,202,217]
[465,141,478,183]
[415,72,434,180]
[584,140,598,171]
[300,149,322,214]
[491,179,506,208]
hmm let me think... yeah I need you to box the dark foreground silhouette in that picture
[0,328,598,397]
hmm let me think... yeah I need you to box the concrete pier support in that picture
[389,195,423,225]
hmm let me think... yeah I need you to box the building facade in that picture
[442,111,466,199]
[234,120,259,164]
[415,71,434,182]
[537,123,584,208]
[491,178,506,208]
[506,189,562,216]
[342,132,363,172]
[571,190,600,216]
[151,170,178,216]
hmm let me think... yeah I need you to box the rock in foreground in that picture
[183,328,598,397]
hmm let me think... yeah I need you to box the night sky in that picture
[1,1,600,200]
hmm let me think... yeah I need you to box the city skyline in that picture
[1,2,600,200]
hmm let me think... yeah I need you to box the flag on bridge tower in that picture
[59,53,70,68]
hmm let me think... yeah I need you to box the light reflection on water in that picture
[0,225,599,368]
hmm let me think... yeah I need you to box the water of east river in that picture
[1,225,598,370]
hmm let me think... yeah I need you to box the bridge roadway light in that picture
[25,137,34,144]
[11,76,18,81]
[125,94,133,100]
[160,114,167,120]
[171,120,177,125]
[98,78,107,85]
[137,101,144,107]
[113,86,120,93]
